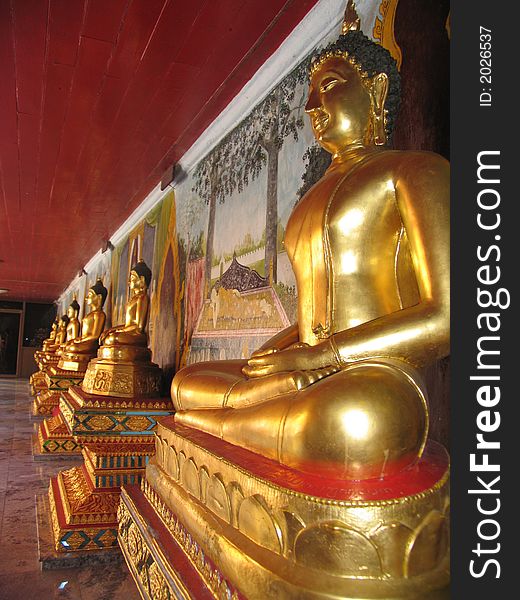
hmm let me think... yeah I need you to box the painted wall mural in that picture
[178,58,316,366]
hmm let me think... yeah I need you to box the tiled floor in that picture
[0,379,140,600]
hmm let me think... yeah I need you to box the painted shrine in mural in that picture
[189,256,290,363]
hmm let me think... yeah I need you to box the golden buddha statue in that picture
[171,34,449,483]
[63,296,81,344]
[82,260,161,397]
[98,260,151,361]
[118,5,450,597]
[31,318,60,395]
[41,318,59,353]
[45,314,69,355]
[58,280,107,371]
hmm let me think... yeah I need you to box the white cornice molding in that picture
[58,0,346,304]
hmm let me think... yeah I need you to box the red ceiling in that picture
[0,0,318,303]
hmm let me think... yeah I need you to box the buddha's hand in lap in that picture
[242,341,337,378]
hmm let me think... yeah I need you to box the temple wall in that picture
[56,0,450,444]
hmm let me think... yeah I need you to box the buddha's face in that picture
[306,56,372,155]
[129,270,145,292]
[86,289,101,308]
[67,306,76,319]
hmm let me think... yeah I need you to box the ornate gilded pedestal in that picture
[41,259,172,556]
[119,419,449,599]
[32,366,86,417]
[35,406,83,457]
[30,352,60,397]
[30,350,49,395]
[45,372,173,555]
[33,360,91,458]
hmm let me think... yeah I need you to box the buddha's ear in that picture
[370,72,388,114]
[367,72,389,146]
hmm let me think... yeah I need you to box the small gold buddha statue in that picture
[45,314,69,356]
[58,279,107,371]
[31,318,60,392]
[82,260,161,397]
[98,260,151,362]
[41,318,59,353]
[171,18,449,482]
[59,296,81,351]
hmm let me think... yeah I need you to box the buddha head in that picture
[59,314,70,329]
[87,278,108,309]
[67,296,80,319]
[306,25,400,156]
[129,260,152,294]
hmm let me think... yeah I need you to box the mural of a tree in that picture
[297,144,332,202]
[193,60,309,294]
[192,143,238,296]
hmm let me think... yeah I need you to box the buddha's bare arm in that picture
[244,154,449,377]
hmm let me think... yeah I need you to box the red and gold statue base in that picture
[45,361,173,555]
[32,367,86,418]
[34,355,98,456]
[119,420,449,600]
[30,345,58,394]
[30,354,59,397]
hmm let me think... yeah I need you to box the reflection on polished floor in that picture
[0,379,139,600]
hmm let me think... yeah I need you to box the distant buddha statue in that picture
[62,296,81,348]
[171,24,449,481]
[46,314,69,356]
[82,260,161,398]
[58,279,107,370]
[42,318,59,352]
[98,260,151,362]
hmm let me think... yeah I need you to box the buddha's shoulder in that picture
[364,149,449,177]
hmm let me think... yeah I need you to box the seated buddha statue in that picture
[41,318,59,352]
[45,314,70,355]
[59,279,107,370]
[60,296,81,351]
[171,27,449,481]
[82,260,161,398]
[98,260,152,362]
